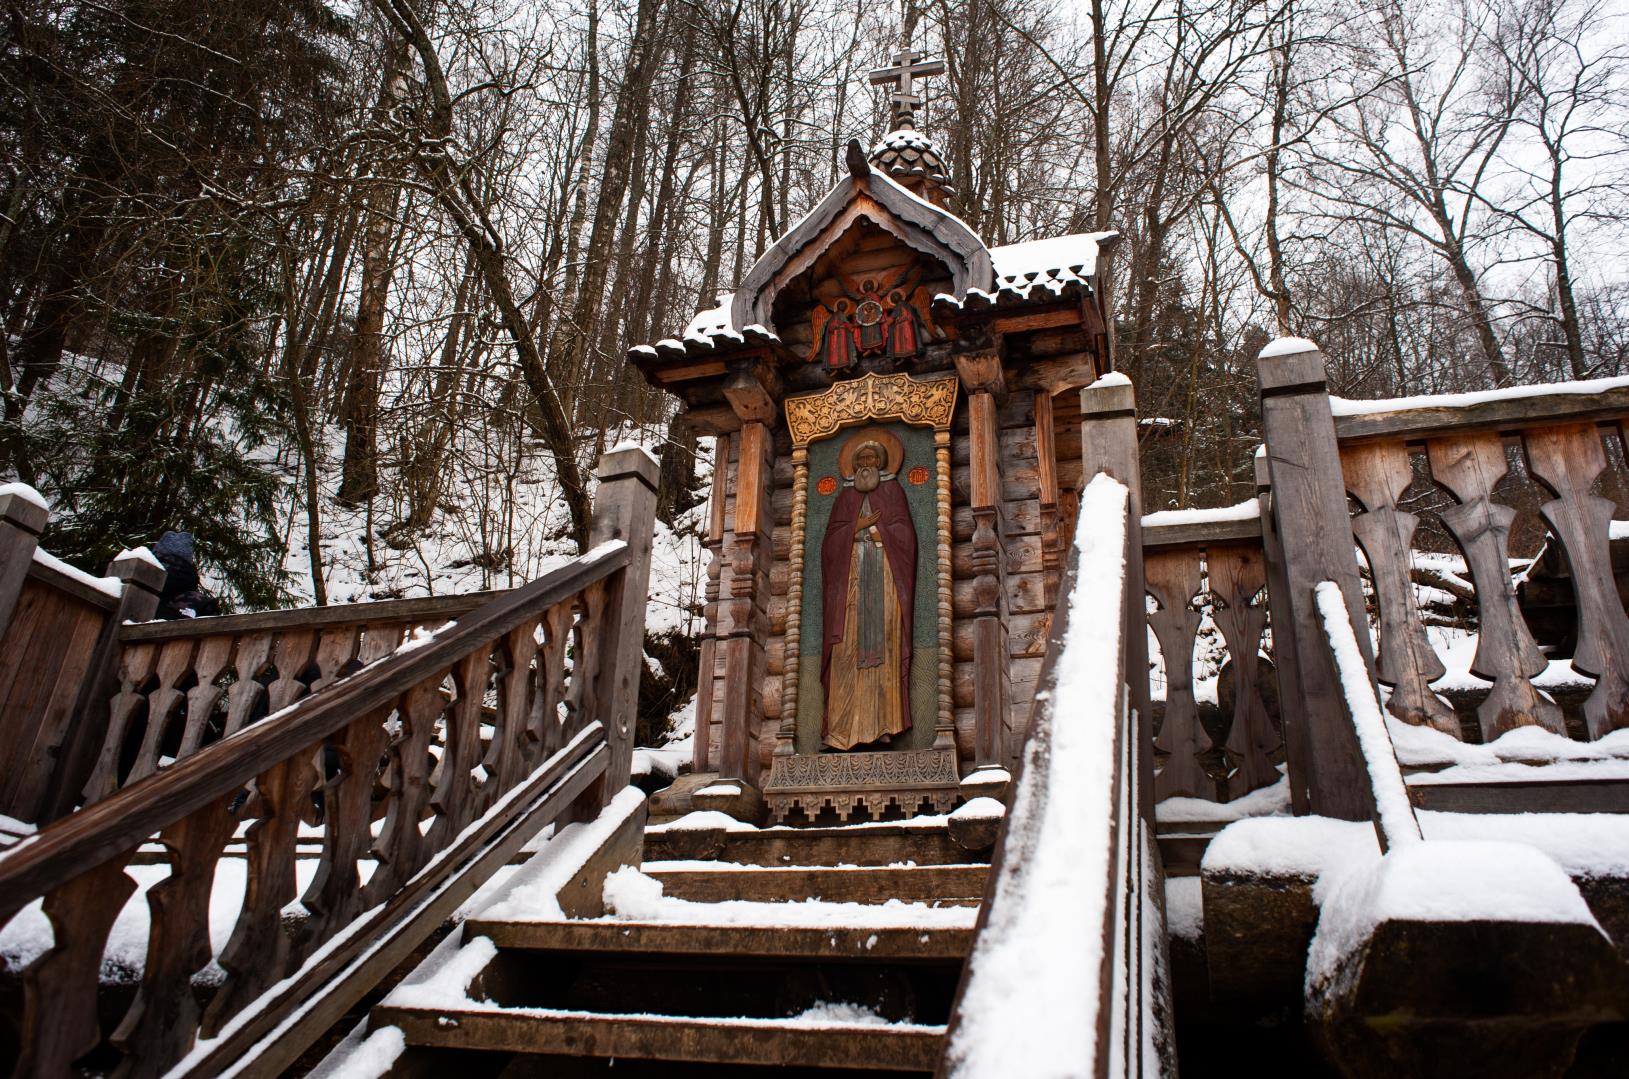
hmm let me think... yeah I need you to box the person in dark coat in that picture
[154,531,221,619]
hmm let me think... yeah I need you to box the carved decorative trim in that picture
[763,746,962,823]
[785,372,958,447]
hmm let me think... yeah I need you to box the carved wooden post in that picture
[587,444,661,802]
[0,484,48,636]
[1079,374,1153,814]
[705,418,774,820]
[1034,390,1062,608]
[693,434,729,775]
[47,548,165,820]
[1256,449,1310,815]
[1256,341,1373,821]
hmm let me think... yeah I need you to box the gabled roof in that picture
[728,167,994,332]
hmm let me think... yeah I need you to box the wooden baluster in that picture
[302,709,392,945]
[201,753,320,1035]
[1427,433,1564,739]
[14,858,138,1076]
[493,622,540,789]
[1207,543,1279,798]
[537,601,572,757]
[266,629,316,714]
[360,622,406,665]
[1341,441,1460,735]
[112,798,236,1077]
[223,633,273,736]
[1524,423,1629,738]
[84,643,159,802]
[1146,550,1207,800]
[177,636,233,758]
[429,649,489,845]
[309,626,359,693]
[570,581,609,744]
[369,680,442,897]
[127,639,197,782]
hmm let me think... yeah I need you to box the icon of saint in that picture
[820,435,916,750]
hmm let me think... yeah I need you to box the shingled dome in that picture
[869,128,955,195]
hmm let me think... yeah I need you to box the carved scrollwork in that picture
[785,372,958,446]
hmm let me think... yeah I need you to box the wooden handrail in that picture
[119,588,507,641]
[1330,376,1629,446]
[0,540,629,911]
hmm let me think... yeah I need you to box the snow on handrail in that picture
[1314,581,1423,852]
[944,473,1166,1078]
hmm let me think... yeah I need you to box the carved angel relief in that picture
[809,267,938,370]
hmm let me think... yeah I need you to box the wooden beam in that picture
[1331,383,1629,446]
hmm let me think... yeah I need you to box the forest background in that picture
[2,0,1627,624]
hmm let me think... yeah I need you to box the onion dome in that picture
[868,127,955,201]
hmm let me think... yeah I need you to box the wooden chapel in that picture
[630,50,1119,823]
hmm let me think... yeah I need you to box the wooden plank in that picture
[466,918,973,961]
[376,1006,945,1071]
[1407,778,1629,814]
[119,590,504,643]
[1141,516,1262,551]
[24,558,119,611]
[1332,382,1629,446]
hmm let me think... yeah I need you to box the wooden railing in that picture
[941,376,1172,1078]
[1140,501,1283,806]
[0,488,165,825]
[76,589,509,813]
[0,447,659,1079]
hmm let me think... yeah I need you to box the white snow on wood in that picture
[1164,877,1203,942]
[1156,774,1290,824]
[1258,336,1319,358]
[1091,370,1131,388]
[384,935,498,1010]
[595,866,976,929]
[1419,812,1629,878]
[0,482,47,510]
[988,232,1116,280]
[475,787,647,922]
[30,548,122,598]
[1305,840,1599,995]
[1202,816,1379,879]
[950,796,1006,821]
[1142,497,1260,530]
[645,809,756,833]
[1329,374,1629,417]
[1387,714,1629,769]
[694,781,742,798]
[606,441,660,467]
[305,1025,405,1079]
[632,694,694,781]
[792,1001,896,1025]
[115,545,164,571]
[945,474,1130,1078]
[1315,582,1421,849]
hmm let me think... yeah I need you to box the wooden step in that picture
[644,822,988,869]
[642,862,986,905]
[462,918,973,961]
[1406,777,1629,814]
[376,1003,945,1071]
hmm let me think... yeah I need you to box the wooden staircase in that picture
[345,818,993,1076]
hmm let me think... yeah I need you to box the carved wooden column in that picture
[1034,390,1062,608]
[957,348,1010,797]
[704,414,775,821]
[1256,341,1373,822]
[693,433,730,776]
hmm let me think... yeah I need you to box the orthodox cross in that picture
[868,48,945,130]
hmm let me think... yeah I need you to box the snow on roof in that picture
[989,232,1116,281]
[871,128,940,156]
[1330,373,1629,418]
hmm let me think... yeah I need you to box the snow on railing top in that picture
[1329,373,1629,418]
[30,548,122,599]
[0,481,48,511]
[944,473,1131,1078]
[1142,497,1259,530]
[1313,581,1422,852]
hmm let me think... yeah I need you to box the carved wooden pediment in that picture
[785,371,958,446]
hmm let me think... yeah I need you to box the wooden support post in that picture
[47,548,165,820]
[1078,374,1153,817]
[1256,449,1310,815]
[587,445,661,802]
[1034,390,1062,608]
[705,419,773,821]
[967,389,1009,789]
[693,434,730,775]
[1256,342,1373,822]
[0,485,48,635]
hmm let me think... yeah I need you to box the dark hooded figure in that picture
[154,531,220,619]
